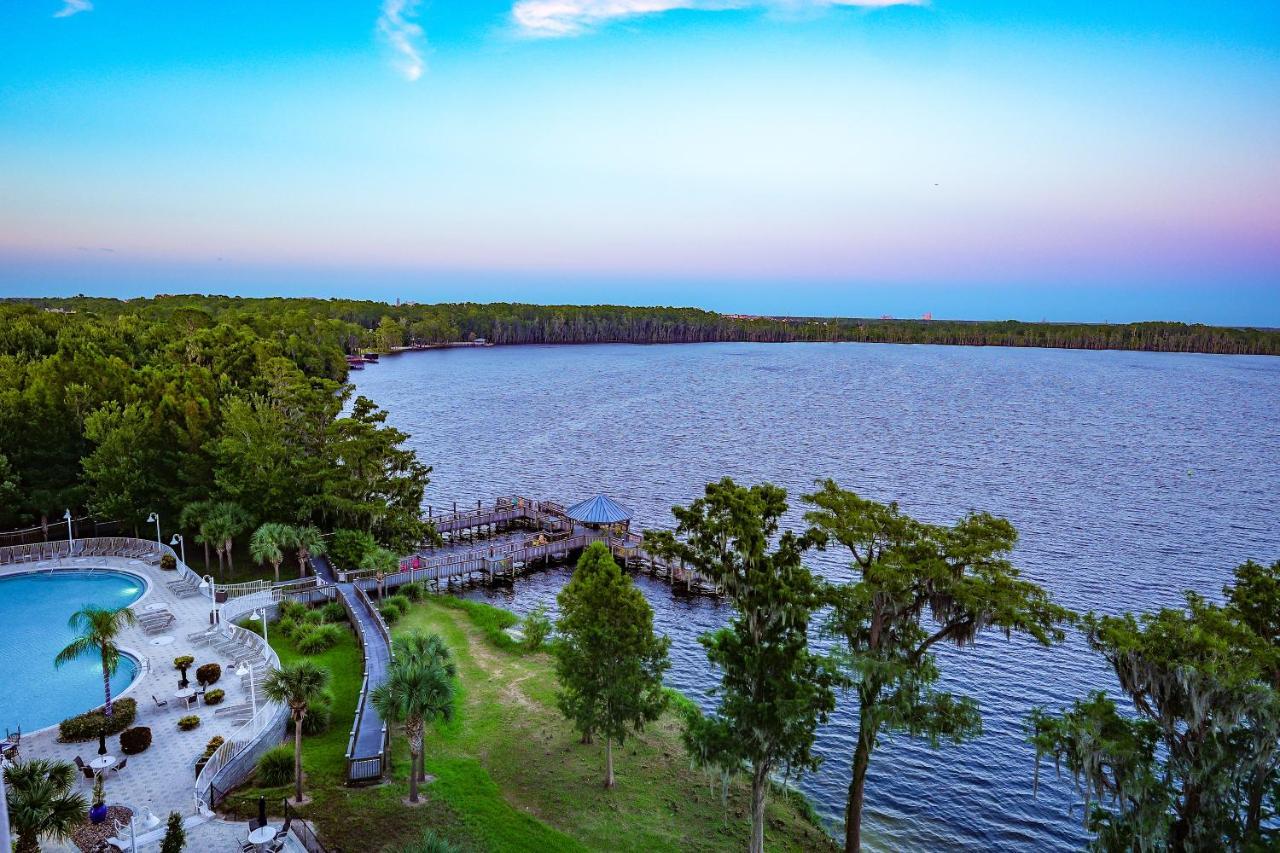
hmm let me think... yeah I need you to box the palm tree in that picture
[202,502,251,578]
[218,502,252,577]
[4,758,89,853]
[287,525,325,578]
[394,632,457,676]
[179,500,216,572]
[250,522,290,583]
[54,605,138,726]
[262,661,330,803]
[389,632,456,784]
[370,655,455,802]
[361,546,399,599]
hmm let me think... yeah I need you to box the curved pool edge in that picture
[0,565,151,738]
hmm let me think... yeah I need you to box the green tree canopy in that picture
[803,479,1069,852]
[646,479,837,853]
[554,542,671,788]
[1029,559,1280,850]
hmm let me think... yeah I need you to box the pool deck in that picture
[0,555,299,852]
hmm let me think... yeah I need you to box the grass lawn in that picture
[227,596,837,852]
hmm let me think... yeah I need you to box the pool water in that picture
[0,570,144,732]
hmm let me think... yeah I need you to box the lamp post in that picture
[170,534,185,567]
[63,508,74,553]
[236,661,257,717]
[198,575,219,625]
[146,512,160,556]
[253,608,268,646]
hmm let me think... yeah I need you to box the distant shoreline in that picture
[8,296,1279,357]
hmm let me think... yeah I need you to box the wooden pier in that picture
[341,497,719,596]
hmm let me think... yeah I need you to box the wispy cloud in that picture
[512,0,922,38]
[53,0,92,18]
[378,0,426,81]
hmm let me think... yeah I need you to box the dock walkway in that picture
[343,497,718,596]
[313,555,391,783]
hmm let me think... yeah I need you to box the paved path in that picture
[313,556,389,770]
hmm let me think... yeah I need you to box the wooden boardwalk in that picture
[341,497,719,595]
[313,555,391,783]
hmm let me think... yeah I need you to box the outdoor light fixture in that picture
[146,511,161,548]
[236,660,257,716]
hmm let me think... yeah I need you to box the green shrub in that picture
[194,735,225,775]
[303,610,325,626]
[384,593,411,611]
[274,617,299,639]
[329,528,376,571]
[294,623,343,654]
[238,618,266,637]
[277,600,308,622]
[119,726,152,755]
[256,745,295,786]
[177,715,201,731]
[380,600,404,625]
[200,736,225,760]
[301,692,333,735]
[319,601,347,623]
[58,698,138,742]
[522,604,553,651]
[204,689,225,706]
[195,663,221,685]
[159,553,177,571]
[399,581,425,601]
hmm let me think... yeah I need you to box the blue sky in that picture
[1,1,1278,324]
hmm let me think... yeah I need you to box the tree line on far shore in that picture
[8,295,1280,355]
[554,478,1279,853]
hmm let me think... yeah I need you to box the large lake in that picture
[353,342,1280,851]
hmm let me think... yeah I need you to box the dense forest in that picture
[0,300,429,546]
[7,295,1279,355]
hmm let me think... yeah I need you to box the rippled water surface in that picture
[354,342,1280,851]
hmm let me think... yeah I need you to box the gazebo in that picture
[564,495,634,534]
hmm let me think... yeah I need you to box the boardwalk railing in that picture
[342,584,391,783]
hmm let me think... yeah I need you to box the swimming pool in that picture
[0,570,145,733]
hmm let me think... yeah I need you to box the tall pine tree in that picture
[555,542,671,788]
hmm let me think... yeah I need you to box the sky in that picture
[1,1,1278,324]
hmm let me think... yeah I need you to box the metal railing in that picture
[283,798,331,853]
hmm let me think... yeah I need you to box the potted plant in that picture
[160,553,177,571]
[89,775,108,824]
[174,655,195,689]
[177,715,201,731]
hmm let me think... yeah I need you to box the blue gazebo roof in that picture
[564,495,633,525]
